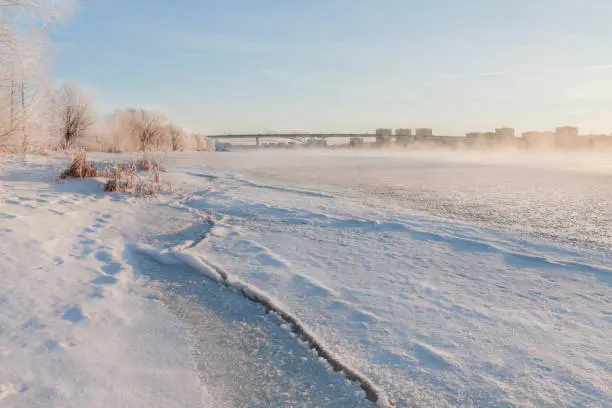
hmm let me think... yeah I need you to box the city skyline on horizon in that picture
[205,125,611,138]
[53,1,612,135]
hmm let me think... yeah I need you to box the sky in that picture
[52,0,612,136]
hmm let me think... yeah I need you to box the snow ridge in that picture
[132,241,393,408]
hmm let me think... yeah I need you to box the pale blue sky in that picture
[53,1,612,135]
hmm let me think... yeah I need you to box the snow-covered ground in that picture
[1,151,610,407]
[0,158,209,407]
[0,155,369,408]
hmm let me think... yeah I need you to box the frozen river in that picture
[157,150,610,407]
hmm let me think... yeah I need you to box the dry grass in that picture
[55,152,172,197]
[102,178,128,192]
[58,151,99,179]
[135,153,165,172]
[100,155,170,197]
[102,167,130,192]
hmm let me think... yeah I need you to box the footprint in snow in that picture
[101,261,122,275]
[61,306,87,324]
[91,275,118,285]
[94,251,113,263]
[77,247,95,258]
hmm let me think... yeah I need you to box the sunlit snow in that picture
[1,150,610,407]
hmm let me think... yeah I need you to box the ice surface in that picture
[161,151,611,408]
[2,151,611,407]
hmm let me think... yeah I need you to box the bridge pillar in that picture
[256,136,260,148]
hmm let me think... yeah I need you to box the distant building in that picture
[521,131,556,149]
[464,132,485,147]
[495,127,515,140]
[555,126,578,138]
[375,129,393,146]
[555,126,579,148]
[484,132,500,147]
[395,129,412,137]
[415,128,433,139]
[464,128,515,148]
[586,134,612,149]
[395,129,412,146]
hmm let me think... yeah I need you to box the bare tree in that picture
[119,108,167,152]
[0,0,75,152]
[100,110,197,153]
[153,125,169,151]
[194,134,209,151]
[167,124,188,151]
[57,83,94,149]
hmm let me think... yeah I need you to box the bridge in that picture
[207,133,378,147]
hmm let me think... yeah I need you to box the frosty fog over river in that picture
[1,150,610,408]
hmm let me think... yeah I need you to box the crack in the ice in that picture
[147,199,393,406]
[185,218,214,250]
[134,246,392,405]
[200,258,391,407]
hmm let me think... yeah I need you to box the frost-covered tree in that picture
[0,0,74,153]
[167,124,189,151]
[56,83,94,149]
[114,108,167,152]
[194,134,209,151]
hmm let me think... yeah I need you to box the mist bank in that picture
[183,147,612,175]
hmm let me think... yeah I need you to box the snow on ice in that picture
[1,151,611,407]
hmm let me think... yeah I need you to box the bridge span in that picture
[207,133,377,146]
